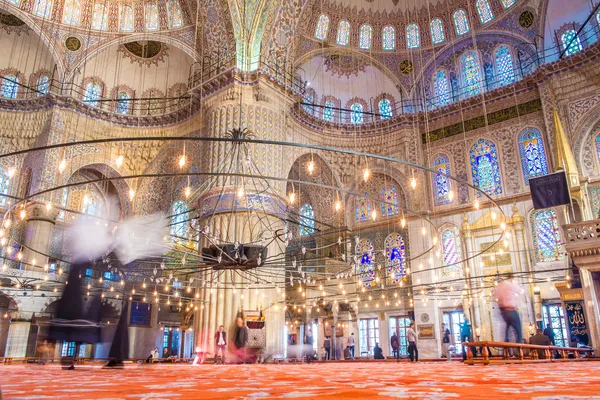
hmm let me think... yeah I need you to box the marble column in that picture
[22,202,60,270]
[4,320,31,357]
[580,268,600,353]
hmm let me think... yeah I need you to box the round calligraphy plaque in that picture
[519,11,534,29]
[65,36,81,52]
[400,60,413,75]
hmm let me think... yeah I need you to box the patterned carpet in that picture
[2,361,600,399]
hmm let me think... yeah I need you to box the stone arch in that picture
[571,102,600,178]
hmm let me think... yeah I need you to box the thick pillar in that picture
[4,320,31,357]
[580,268,600,353]
[22,202,60,270]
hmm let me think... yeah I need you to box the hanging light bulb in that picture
[237,186,245,198]
[45,202,52,211]
[184,186,191,199]
[491,211,497,221]
[288,191,296,204]
[19,209,26,220]
[400,216,406,228]
[448,190,454,201]
[58,159,67,174]
[115,155,124,168]
[421,226,427,236]
[307,160,315,175]
[410,176,417,189]
[16,251,23,261]
[363,167,370,182]
[3,219,10,229]
[83,193,90,205]
[334,200,342,212]
[371,210,377,220]
[178,154,186,169]
[129,188,135,201]
[7,168,16,178]
[474,199,480,210]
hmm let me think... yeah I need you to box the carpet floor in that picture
[1,361,600,399]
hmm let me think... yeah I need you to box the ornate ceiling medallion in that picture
[119,41,169,67]
[65,37,82,52]
[324,54,368,78]
[519,11,534,29]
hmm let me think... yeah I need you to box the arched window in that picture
[476,0,494,24]
[530,209,564,263]
[433,69,450,107]
[461,51,483,98]
[359,24,372,49]
[0,169,10,207]
[299,204,315,236]
[115,91,131,114]
[83,82,101,107]
[33,0,53,18]
[303,90,314,115]
[518,128,548,185]
[381,186,399,216]
[430,18,445,44]
[355,193,371,222]
[432,154,452,205]
[81,191,103,216]
[561,30,582,56]
[120,5,134,31]
[36,75,50,95]
[92,3,109,30]
[406,24,420,48]
[379,99,392,119]
[453,10,470,36]
[167,0,183,28]
[323,100,335,121]
[336,20,350,45]
[495,45,515,86]
[441,226,462,276]
[470,139,503,197]
[350,103,363,124]
[58,187,68,219]
[145,3,159,31]
[356,239,375,287]
[171,201,189,242]
[382,26,396,50]
[500,0,516,8]
[385,233,406,284]
[63,0,81,25]
[1,75,19,99]
[315,14,330,40]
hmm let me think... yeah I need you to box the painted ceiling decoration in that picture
[323,54,368,78]
[0,11,25,27]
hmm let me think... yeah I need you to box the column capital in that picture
[24,201,60,224]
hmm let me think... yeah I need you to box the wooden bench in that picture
[462,341,595,365]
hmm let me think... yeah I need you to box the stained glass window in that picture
[356,239,375,287]
[36,75,50,96]
[500,0,516,8]
[359,24,372,49]
[381,186,399,216]
[120,5,134,31]
[433,69,450,107]
[476,0,494,24]
[323,100,335,121]
[145,3,159,31]
[561,30,582,56]
[83,82,101,107]
[441,226,462,276]
[6,0,19,4]
[336,20,350,46]
[171,201,189,242]
[432,154,451,205]
[63,0,81,25]
[379,99,392,119]
[518,128,548,185]
[33,0,53,18]
[355,193,371,222]
[167,0,183,28]
[350,103,363,124]
[0,169,9,207]
[299,204,315,236]
[82,192,102,216]
[430,18,445,44]
[470,139,503,197]
[453,10,470,36]
[58,187,68,219]
[116,91,131,114]
[92,3,108,30]
[1,75,19,99]
[461,51,482,98]
[530,209,564,263]
[315,14,330,40]
[495,45,515,86]
[382,26,395,50]
[303,90,314,115]
[406,24,420,49]
[385,233,406,284]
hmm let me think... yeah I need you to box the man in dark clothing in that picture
[323,336,331,360]
[373,343,385,359]
[441,322,452,360]
[460,319,476,360]
[530,328,551,359]
[233,317,248,364]
[543,326,555,345]
[390,333,400,360]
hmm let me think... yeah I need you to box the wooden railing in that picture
[463,341,595,365]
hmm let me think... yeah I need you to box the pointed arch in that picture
[470,139,503,197]
[432,154,452,205]
[355,192,372,222]
[433,68,451,107]
[337,20,350,45]
[315,14,330,40]
[453,9,470,36]
[406,24,420,48]
[171,201,189,242]
[356,239,375,287]
[382,26,396,50]
[430,18,445,44]
[476,0,494,24]
[299,204,315,236]
[495,45,515,86]
[381,185,399,216]
[460,50,483,98]
[530,209,564,263]
[385,233,406,284]
[441,225,462,276]
[359,24,373,49]
[518,128,549,185]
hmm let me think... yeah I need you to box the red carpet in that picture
[2,362,600,399]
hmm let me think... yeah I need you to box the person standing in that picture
[407,322,418,362]
[496,273,523,346]
[214,325,227,364]
[347,332,355,360]
[390,332,400,361]
[441,322,453,361]
[233,317,248,364]
[460,318,476,360]
[323,336,331,360]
